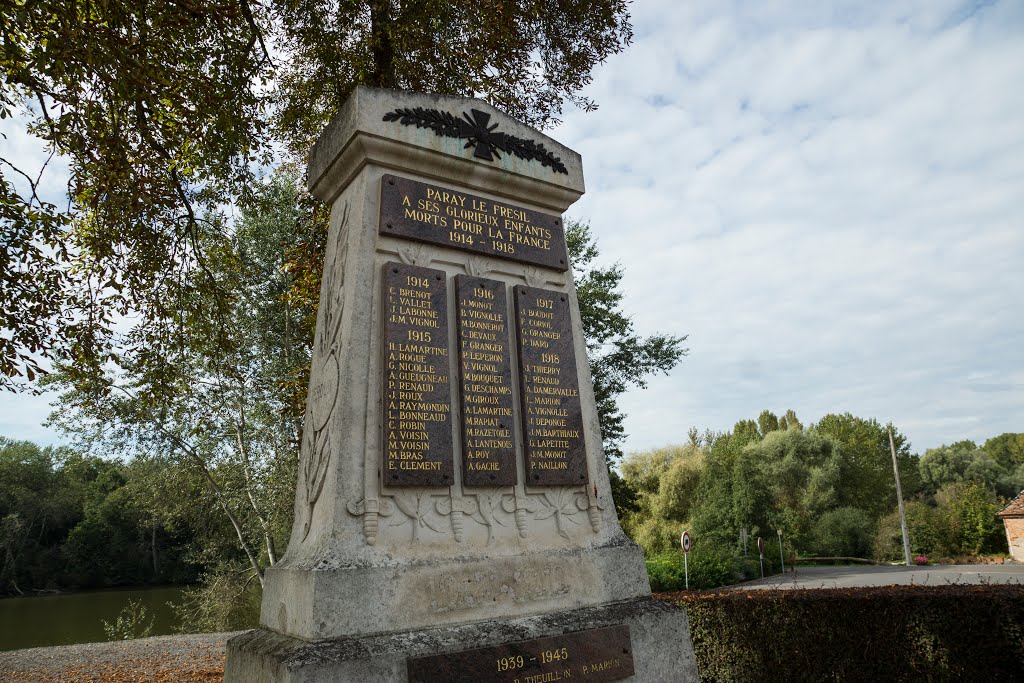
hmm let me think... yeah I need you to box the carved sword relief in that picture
[300,202,349,541]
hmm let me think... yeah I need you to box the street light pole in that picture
[889,427,913,566]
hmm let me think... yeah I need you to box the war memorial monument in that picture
[225,87,698,682]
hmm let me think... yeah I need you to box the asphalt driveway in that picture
[731,563,1024,590]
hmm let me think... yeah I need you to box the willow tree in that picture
[1,0,633,388]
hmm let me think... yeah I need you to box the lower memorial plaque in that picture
[406,625,634,683]
[514,285,588,485]
[382,262,453,486]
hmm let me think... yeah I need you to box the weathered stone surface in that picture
[455,275,516,487]
[225,598,698,683]
[380,174,569,271]
[307,88,584,210]
[514,285,587,486]
[381,262,453,486]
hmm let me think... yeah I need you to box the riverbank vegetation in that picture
[618,414,1021,590]
[0,438,199,596]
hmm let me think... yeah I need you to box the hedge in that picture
[661,585,1024,681]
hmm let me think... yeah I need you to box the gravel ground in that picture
[0,631,242,683]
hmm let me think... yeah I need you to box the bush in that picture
[627,514,681,555]
[646,544,739,591]
[873,500,953,561]
[102,599,154,640]
[811,506,875,558]
[174,567,261,633]
[937,481,1006,555]
[673,585,1024,681]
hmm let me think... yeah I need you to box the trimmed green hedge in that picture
[665,585,1024,681]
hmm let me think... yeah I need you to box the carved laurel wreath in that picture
[383,107,569,175]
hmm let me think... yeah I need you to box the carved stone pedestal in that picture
[227,598,696,683]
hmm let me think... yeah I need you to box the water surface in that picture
[0,585,188,651]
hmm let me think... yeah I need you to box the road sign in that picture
[680,530,691,589]
[757,536,765,556]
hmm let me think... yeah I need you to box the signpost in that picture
[757,537,765,578]
[680,530,691,589]
[777,528,785,573]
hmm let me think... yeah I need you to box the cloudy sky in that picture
[553,0,1024,454]
[3,0,1022,456]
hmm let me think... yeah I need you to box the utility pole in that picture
[889,427,912,566]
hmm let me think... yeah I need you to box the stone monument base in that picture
[225,597,699,682]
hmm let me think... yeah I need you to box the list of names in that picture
[456,275,516,486]
[382,262,453,486]
[513,285,588,485]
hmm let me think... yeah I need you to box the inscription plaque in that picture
[407,625,634,682]
[456,276,516,486]
[382,262,453,486]
[514,286,588,485]
[380,174,569,272]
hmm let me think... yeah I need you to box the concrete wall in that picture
[1003,517,1024,562]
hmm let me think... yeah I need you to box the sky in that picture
[3,0,1023,456]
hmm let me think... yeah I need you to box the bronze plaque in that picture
[514,286,588,486]
[382,262,453,486]
[407,625,634,682]
[456,276,516,487]
[380,174,569,272]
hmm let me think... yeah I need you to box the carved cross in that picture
[459,109,508,161]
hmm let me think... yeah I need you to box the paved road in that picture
[731,563,1024,590]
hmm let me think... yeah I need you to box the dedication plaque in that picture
[382,262,453,486]
[455,276,516,486]
[380,174,569,272]
[407,624,634,683]
[513,285,588,485]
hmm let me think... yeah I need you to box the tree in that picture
[1,0,274,389]
[919,439,1022,499]
[0,437,199,594]
[2,0,633,389]
[45,168,312,588]
[567,221,688,461]
[982,433,1024,470]
[729,428,843,552]
[619,444,704,554]
[276,0,634,150]
[814,413,919,517]
[757,410,780,436]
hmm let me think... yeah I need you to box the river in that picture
[0,585,189,651]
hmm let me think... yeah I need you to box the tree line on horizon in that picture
[3,420,1019,614]
[617,411,1022,590]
